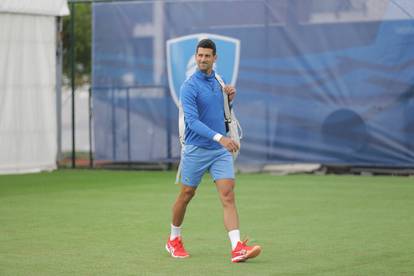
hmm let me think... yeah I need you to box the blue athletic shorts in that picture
[180,144,235,187]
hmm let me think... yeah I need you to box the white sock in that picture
[170,224,181,240]
[228,229,240,250]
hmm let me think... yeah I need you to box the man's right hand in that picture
[219,136,240,153]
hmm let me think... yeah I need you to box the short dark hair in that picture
[196,38,216,55]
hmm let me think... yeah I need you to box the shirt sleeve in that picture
[180,83,218,140]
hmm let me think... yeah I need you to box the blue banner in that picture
[93,0,414,166]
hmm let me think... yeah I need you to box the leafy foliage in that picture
[62,3,91,86]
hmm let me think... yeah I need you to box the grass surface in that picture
[0,170,413,275]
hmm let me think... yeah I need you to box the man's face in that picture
[195,47,216,73]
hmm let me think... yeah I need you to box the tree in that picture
[62,3,91,86]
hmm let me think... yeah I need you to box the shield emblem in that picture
[166,33,240,107]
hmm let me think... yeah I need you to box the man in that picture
[166,38,261,263]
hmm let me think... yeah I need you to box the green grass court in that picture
[1,170,413,275]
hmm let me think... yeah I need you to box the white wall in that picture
[0,13,57,174]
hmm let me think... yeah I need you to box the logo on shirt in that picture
[166,33,240,107]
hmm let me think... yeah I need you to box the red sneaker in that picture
[166,237,190,258]
[231,239,261,263]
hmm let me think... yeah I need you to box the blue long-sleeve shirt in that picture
[180,70,225,150]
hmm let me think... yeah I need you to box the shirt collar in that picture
[195,69,215,81]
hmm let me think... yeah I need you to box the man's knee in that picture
[179,186,196,203]
[220,189,235,206]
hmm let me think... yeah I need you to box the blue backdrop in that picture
[92,0,414,166]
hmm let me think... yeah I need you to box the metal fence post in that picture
[70,2,76,168]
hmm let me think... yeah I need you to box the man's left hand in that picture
[223,85,236,101]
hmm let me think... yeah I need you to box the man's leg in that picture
[167,144,208,258]
[210,150,240,251]
[215,179,241,250]
[166,184,196,258]
[215,179,239,231]
[215,178,261,263]
[172,184,197,227]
